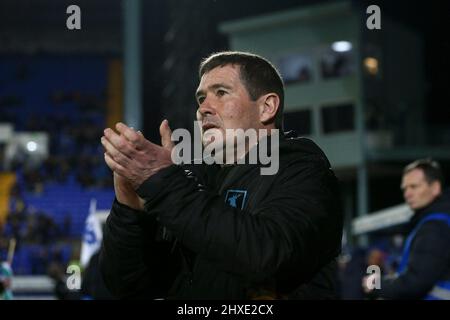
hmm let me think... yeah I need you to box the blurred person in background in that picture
[81,250,114,300]
[0,239,15,300]
[47,261,80,300]
[364,159,450,299]
[338,247,367,300]
[0,261,13,300]
[366,247,387,274]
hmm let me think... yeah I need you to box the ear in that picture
[431,181,442,197]
[258,93,280,125]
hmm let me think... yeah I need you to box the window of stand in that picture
[321,103,355,134]
[320,42,355,80]
[276,53,313,85]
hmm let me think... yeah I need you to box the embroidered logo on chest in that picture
[225,189,248,209]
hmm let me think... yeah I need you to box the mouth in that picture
[202,123,220,132]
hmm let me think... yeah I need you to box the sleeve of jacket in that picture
[136,159,342,285]
[99,199,180,299]
[377,221,450,299]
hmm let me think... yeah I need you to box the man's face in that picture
[195,64,262,146]
[401,169,441,210]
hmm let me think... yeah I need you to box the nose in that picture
[198,96,216,119]
[404,189,413,201]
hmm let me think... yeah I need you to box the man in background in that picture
[364,159,450,299]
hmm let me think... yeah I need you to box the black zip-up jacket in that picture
[376,190,450,299]
[99,134,343,299]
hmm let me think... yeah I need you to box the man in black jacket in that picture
[99,51,343,299]
[364,159,450,299]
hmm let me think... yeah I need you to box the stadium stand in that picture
[0,56,115,278]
